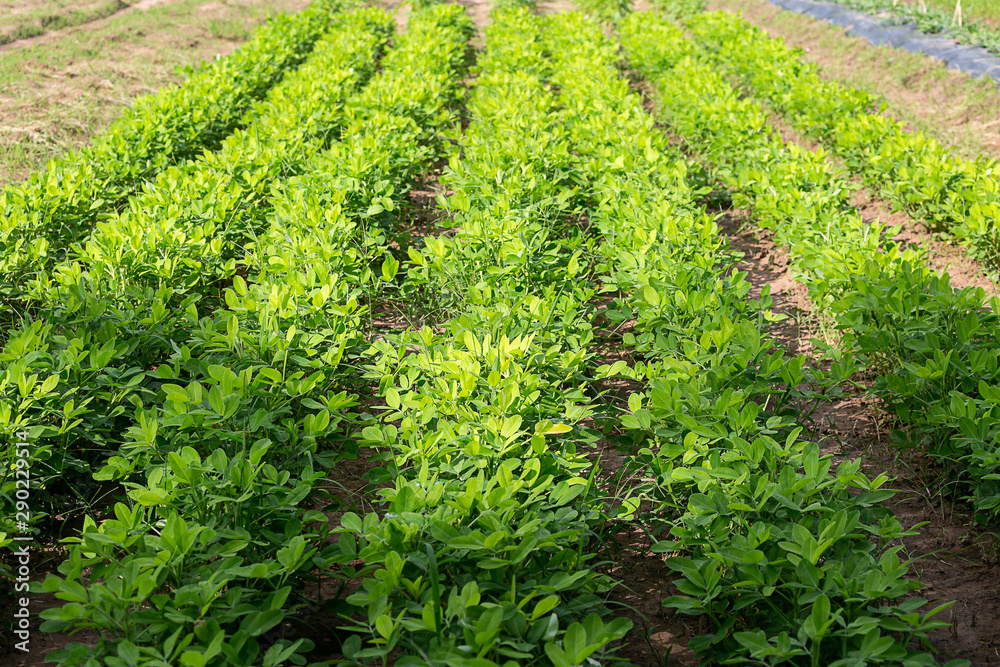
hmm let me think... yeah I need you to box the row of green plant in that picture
[2,2,986,665]
[621,9,1000,662]
[575,0,632,24]
[1,7,475,666]
[0,0,356,295]
[663,4,1000,530]
[677,8,1000,275]
[317,4,969,664]
[559,12,966,666]
[0,0,469,530]
[315,5,707,662]
[0,6,394,539]
[325,8,639,664]
[675,9,1000,520]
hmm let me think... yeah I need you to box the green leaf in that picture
[564,622,587,663]
[128,488,170,507]
[362,426,384,442]
[179,651,205,667]
[242,609,284,637]
[543,643,571,667]
[375,615,394,640]
[341,512,363,534]
[531,595,560,621]
[642,285,660,306]
[809,594,831,639]
[386,387,401,409]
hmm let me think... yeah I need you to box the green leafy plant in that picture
[684,9,1000,277]
[0,0,360,294]
[618,10,969,665]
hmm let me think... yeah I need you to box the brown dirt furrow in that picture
[605,527,701,667]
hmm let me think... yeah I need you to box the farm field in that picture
[4,0,1000,665]
[0,0,312,187]
[818,0,1000,31]
[829,0,1000,30]
[705,0,1000,163]
[764,0,1000,61]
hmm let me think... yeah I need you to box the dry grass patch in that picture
[0,0,309,187]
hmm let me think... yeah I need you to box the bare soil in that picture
[457,0,492,35]
[374,0,490,35]
[0,539,101,667]
[538,0,577,16]
[605,527,701,667]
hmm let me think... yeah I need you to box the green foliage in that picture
[650,0,705,21]
[574,0,632,24]
[670,3,1000,529]
[41,510,322,667]
[492,0,538,14]
[822,0,1000,57]
[0,0,358,294]
[685,10,1000,277]
[326,10,639,664]
[834,264,1000,519]
[44,8,393,306]
[18,5,477,666]
[620,10,970,666]
[0,8,394,536]
[2,2,989,666]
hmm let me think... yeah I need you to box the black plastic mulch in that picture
[764,0,1000,84]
